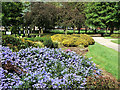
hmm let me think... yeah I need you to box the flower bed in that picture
[51,34,95,47]
[1,46,102,89]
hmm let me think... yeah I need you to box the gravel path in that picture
[92,37,120,52]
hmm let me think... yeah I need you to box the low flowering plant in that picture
[1,46,102,89]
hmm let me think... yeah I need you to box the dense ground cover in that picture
[86,42,119,80]
[111,40,120,44]
[1,46,102,89]
[51,34,95,47]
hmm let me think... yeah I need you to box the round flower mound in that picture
[1,46,102,89]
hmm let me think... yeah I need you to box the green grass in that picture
[49,29,120,34]
[104,37,118,39]
[86,42,119,80]
[49,29,86,34]
[111,40,120,44]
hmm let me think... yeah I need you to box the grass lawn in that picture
[111,40,120,44]
[50,29,120,34]
[104,37,118,39]
[86,42,119,80]
[49,29,86,34]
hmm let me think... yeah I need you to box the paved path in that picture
[92,37,120,52]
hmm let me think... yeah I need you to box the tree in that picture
[85,2,120,34]
[2,2,24,35]
[56,2,86,34]
[70,2,86,34]
[24,2,58,36]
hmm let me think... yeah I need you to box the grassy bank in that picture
[111,40,120,44]
[86,42,119,80]
[104,37,118,39]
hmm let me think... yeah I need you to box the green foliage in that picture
[34,37,48,42]
[111,40,120,44]
[2,35,42,52]
[85,2,120,34]
[52,42,58,48]
[43,38,58,48]
[24,36,58,48]
[34,42,44,48]
[110,34,120,38]
[57,2,85,32]
[2,35,20,46]
[24,36,51,42]
[86,42,119,80]
[24,2,58,30]
[86,76,118,89]
[51,34,95,47]
[2,2,24,32]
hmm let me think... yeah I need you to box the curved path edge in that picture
[92,37,120,52]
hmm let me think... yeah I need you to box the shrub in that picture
[43,38,54,48]
[24,37,35,41]
[73,39,89,47]
[110,34,120,38]
[86,76,118,89]
[51,34,95,47]
[2,35,21,46]
[34,36,47,42]
[52,42,58,48]
[24,36,49,42]
[2,35,43,51]
[34,42,44,48]
[72,34,95,45]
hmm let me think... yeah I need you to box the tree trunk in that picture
[105,27,108,34]
[65,27,67,35]
[64,29,65,34]
[85,27,87,34]
[24,27,27,37]
[110,27,114,35]
[5,26,7,35]
[78,28,80,34]
[28,27,30,37]
[38,27,41,37]
[41,28,43,34]
[73,27,75,34]
[33,26,35,33]
[23,30,25,37]
[94,28,97,34]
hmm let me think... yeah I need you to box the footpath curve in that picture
[92,37,120,52]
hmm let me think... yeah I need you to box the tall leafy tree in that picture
[2,2,24,35]
[85,2,120,34]
[25,2,58,36]
[57,2,86,34]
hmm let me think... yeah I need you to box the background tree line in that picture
[2,2,120,36]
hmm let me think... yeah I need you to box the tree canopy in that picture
[2,2,24,32]
[85,2,120,34]
[2,2,120,35]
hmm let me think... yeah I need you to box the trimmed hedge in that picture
[110,34,120,38]
[51,34,95,47]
